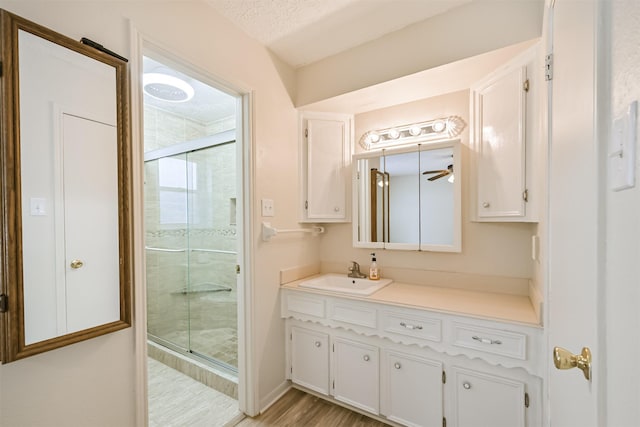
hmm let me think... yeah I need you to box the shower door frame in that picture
[130,31,257,424]
[144,132,239,373]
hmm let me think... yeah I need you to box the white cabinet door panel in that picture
[381,350,443,427]
[476,66,527,219]
[451,366,525,427]
[291,326,330,395]
[332,336,379,414]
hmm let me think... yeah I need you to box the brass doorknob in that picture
[70,259,84,269]
[553,346,591,380]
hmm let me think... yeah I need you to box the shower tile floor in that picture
[161,327,238,367]
[148,357,242,426]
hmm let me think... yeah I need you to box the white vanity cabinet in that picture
[299,111,353,223]
[381,349,443,427]
[470,44,541,222]
[332,337,380,413]
[282,286,542,427]
[290,326,330,395]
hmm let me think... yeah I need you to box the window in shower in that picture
[143,55,239,372]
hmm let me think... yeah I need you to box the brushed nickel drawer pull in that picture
[472,335,502,345]
[400,322,423,330]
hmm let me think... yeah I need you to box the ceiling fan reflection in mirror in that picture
[423,164,454,182]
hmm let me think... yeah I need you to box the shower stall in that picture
[144,134,238,372]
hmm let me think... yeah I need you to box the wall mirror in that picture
[353,140,461,252]
[0,10,132,363]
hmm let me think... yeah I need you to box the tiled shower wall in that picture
[144,104,237,366]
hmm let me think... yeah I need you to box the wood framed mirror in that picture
[0,10,132,363]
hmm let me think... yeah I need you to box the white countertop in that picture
[282,275,540,327]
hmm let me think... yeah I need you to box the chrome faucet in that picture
[347,261,367,278]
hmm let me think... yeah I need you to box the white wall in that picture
[321,90,535,294]
[296,0,544,106]
[603,1,640,424]
[0,1,316,425]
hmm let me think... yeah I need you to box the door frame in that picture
[128,25,256,426]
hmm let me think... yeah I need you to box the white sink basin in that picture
[298,273,393,296]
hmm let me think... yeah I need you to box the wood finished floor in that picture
[234,388,390,427]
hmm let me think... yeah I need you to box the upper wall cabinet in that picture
[470,43,541,222]
[0,10,132,363]
[299,111,353,223]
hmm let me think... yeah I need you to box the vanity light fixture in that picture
[359,116,466,150]
[143,72,195,103]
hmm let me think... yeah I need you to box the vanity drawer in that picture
[286,294,326,319]
[451,323,526,360]
[380,311,441,342]
[330,302,377,328]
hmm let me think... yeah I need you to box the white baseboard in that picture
[259,381,292,414]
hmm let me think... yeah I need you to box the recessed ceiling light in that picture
[143,73,194,103]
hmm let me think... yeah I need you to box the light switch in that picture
[30,197,47,216]
[609,101,637,191]
[261,198,274,217]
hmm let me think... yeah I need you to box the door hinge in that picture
[523,189,529,202]
[442,370,446,384]
[304,200,308,210]
[523,79,530,92]
[0,294,7,313]
[305,128,308,138]
[290,366,293,374]
[332,380,335,389]
[290,332,292,340]
[0,61,3,78]
[332,343,335,352]
[525,392,530,408]
[443,417,447,427]
[235,264,240,274]
[545,54,553,81]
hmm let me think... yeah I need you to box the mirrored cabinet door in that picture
[353,140,461,253]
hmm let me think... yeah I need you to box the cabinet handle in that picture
[314,341,321,348]
[472,335,502,345]
[394,362,401,369]
[463,382,472,390]
[400,322,423,330]
[482,202,490,208]
[363,355,370,362]
[334,206,340,212]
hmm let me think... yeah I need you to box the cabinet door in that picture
[381,350,443,427]
[301,112,351,222]
[451,367,525,427]
[291,326,330,395]
[474,65,528,219]
[332,337,379,414]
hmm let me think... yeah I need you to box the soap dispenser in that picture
[369,253,380,280]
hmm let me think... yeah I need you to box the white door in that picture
[547,0,601,425]
[63,114,120,333]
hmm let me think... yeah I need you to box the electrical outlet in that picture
[261,199,274,217]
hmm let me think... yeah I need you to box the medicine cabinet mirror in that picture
[353,140,461,252]
[0,10,133,363]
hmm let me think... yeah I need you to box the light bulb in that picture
[388,129,400,139]
[368,132,380,143]
[432,120,446,133]
[409,126,422,136]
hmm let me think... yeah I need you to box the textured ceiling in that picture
[206,0,472,68]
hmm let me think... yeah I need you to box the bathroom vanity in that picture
[281,276,542,427]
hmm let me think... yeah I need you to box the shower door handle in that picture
[236,264,240,274]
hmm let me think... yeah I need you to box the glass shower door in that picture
[145,153,192,352]
[145,142,238,371]
[185,143,237,369]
